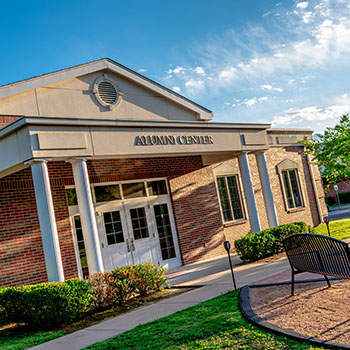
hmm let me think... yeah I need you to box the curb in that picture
[239,281,350,350]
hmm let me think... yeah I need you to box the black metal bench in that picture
[282,233,350,295]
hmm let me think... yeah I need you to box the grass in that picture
[313,218,350,240]
[0,287,190,350]
[84,290,322,350]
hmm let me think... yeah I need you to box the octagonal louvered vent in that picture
[97,81,118,105]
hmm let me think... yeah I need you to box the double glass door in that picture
[70,180,182,278]
[97,199,159,270]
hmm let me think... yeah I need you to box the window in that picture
[282,169,303,209]
[217,175,244,222]
[94,184,121,203]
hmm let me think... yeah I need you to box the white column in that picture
[28,159,64,282]
[238,152,261,233]
[306,154,323,224]
[69,158,104,273]
[256,151,279,228]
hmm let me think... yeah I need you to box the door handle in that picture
[126,239,131,252]
[131,239,135,251]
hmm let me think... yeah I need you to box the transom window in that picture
[282,169,303,209]
[66,179,168,206]
[217,175,244,223]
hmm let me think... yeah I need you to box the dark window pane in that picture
[289,170,302,207]
[103,210,124,245]
[73,216,89,276]
[154,204,176,261]
[134,229,141,240]
[141,228,149,238]
[122,183,146,199]
[226,176,244,220]
[217,177,233,222]
[283,171,294,208]
[147,180,168,196]
[107,234,115,245]
[66,188,78,206]
[95,185,121,203]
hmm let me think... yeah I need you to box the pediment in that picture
[213,163,239,176]
[0,58,213,122]
[276,159,299,173]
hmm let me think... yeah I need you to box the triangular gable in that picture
[276,159,300,173]
[0,58,212,121]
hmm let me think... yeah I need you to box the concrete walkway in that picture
[30,254,291,350]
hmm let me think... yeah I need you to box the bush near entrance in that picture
[0,262,166,330]
[234,222,312,261]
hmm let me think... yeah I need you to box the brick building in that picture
[0,59,327,286]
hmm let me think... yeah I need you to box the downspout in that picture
[306,154,323,224]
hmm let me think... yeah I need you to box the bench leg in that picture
[324,275,331,288]
[291,269,295,296]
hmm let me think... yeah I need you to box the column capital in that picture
[24,158,52,166]
[66,157,91,164]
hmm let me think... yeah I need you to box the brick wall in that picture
[0,115,21,129]
[0,156,207,286]
[0,148,327,286]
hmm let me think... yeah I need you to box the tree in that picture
[303,115,350,185]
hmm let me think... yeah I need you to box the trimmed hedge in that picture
[0,278,94,329]
[339,191,350,204]
[234,222,312,261]
[0,263,167,329]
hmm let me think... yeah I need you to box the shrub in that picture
[134,262,167,296]
[339,191,350,204]
[0,278,94,329]
[88,263,168,307]
[324,196,335,206]
[87,271,116,310]
[234,222,311,261]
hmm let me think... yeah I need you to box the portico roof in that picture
[0,115,312,179]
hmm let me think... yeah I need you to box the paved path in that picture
[30,255,291,350]
[328,207,350,221]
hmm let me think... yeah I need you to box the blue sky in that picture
[1,0,350,132]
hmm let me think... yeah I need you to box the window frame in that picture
[281,168,304,210]
[276,159,305,211]
[216,174,246,224]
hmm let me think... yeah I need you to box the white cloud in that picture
[194,66,205,76]
[218,66,236,80]
[173,86,181,92]
[296,2,309,10]
[244,97,257,107]
[185,79,204,89]
[242,96,269,107]
[138,68,147,73]
[162,1,350,100]
[261,84,283,92]
[272,103,350,129]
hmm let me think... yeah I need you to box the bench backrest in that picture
[282,233,350,278]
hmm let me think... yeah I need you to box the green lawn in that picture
[85,290,321,350]
[0,328,65,350]
[313,218,350,240]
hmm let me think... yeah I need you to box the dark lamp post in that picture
[323,216,331,237]
[223,241,237,290]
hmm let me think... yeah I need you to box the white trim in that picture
[215,174,246,225]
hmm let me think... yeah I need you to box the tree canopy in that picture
[303,115,350,184]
